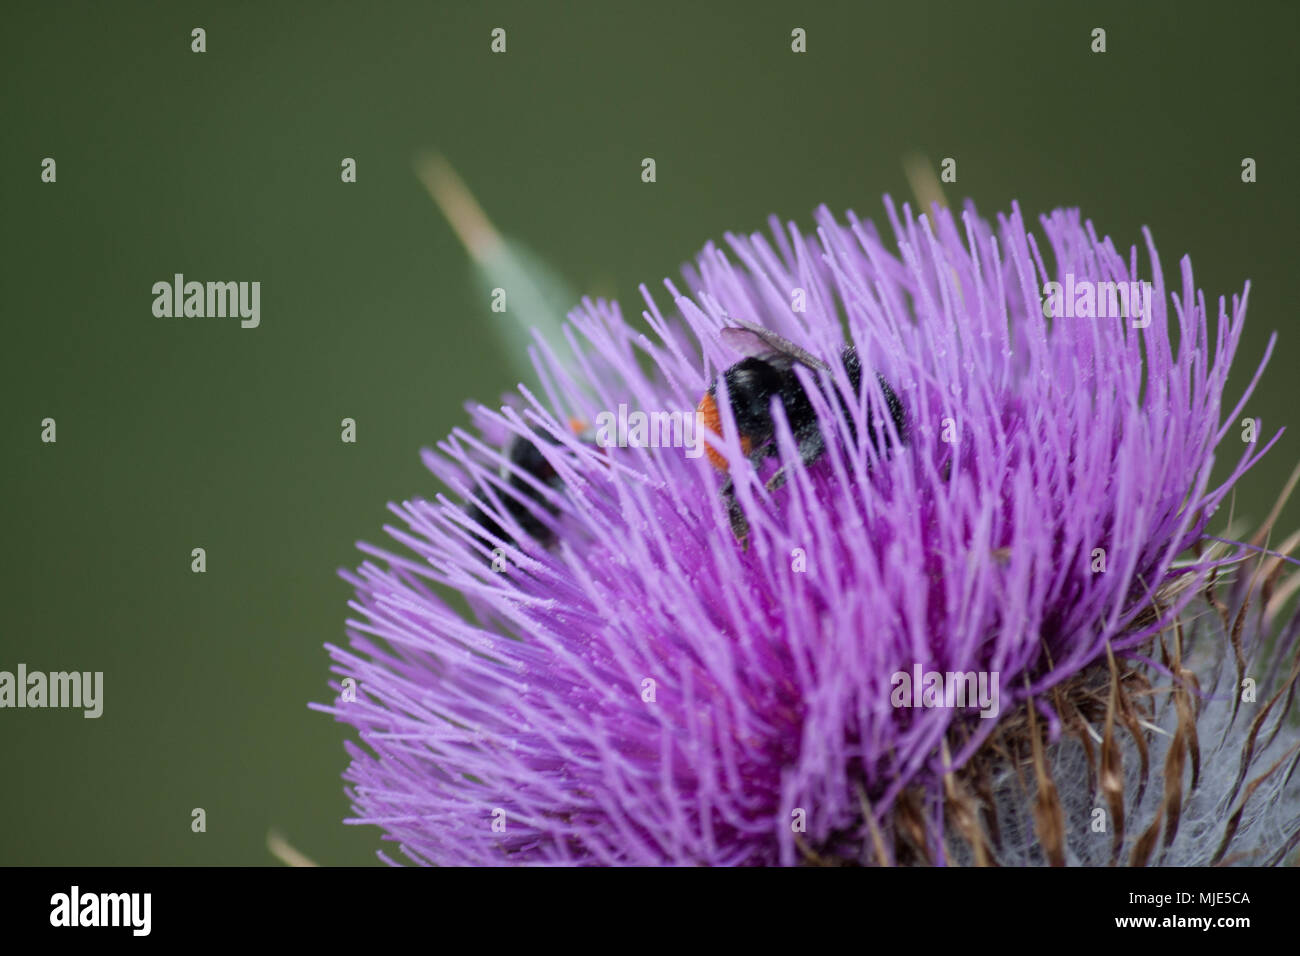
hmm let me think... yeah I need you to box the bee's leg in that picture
[721,446,774,545]
[764,429,827,493]
[764,467,791,494]
[723,444,791,547]
[719,475,750,545]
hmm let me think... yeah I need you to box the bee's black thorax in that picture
[711,344,902,457]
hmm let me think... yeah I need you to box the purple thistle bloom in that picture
[318,199,1293,865]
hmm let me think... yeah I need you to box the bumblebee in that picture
[696,318,905,540]
[464,420,595,556]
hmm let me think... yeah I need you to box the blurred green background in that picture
[2,0,1296,865]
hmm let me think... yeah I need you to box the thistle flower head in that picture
[320,199,1296,865]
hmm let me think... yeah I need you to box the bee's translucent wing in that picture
[719,317,830,371]
[717,326,775,358]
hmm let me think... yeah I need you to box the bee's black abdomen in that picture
[465,432,564,553]
[506,431,559,484]
[711,325,908,542]
[717,357,791,449]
